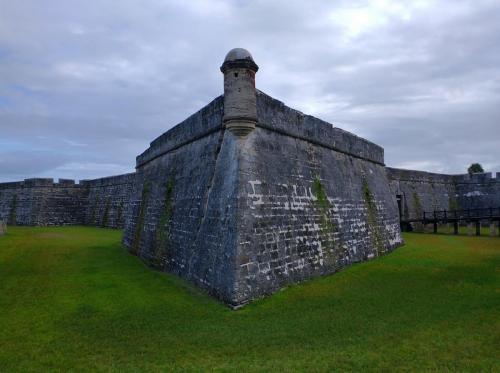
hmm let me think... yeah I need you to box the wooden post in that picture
[475,221,481,236]
[454,221,458,235]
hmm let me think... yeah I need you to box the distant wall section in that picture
[386,167,500,220]
[83,173,135,228]
[0,178,86,226]
[0,174,135,228]
[454,173,500,210]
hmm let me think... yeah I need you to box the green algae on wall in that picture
[154,177,175,264]
[362,179,383,255]
[132,182,151,255]
[8,194,17,225]
[312,176,336,234]
[448,194,459,211]
[412,191,423,218]
[312,176,340,266]
[89,201,97,225]
[101,198,110,227]
[117,201,124,225]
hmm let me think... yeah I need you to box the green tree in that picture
[467,163,484,175]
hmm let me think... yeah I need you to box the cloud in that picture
[0,0,499,181]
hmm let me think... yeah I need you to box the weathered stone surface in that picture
[221,48,258,137]
[82,173,135,228]
[0,179,87,226]
[235,137,399,303]
[122,87,403,307]
[455,173,500,210]
[122,96,239,303]
[387,167,500,221]
[0,175,134,228]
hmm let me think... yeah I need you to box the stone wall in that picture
[0,181,34,225]
[386,168,457,220]
[233,92,402,304]
[0,174,135,228]
[0,178,87,225]
[386,168,500,220]
[123,92,403,307]
[455,173,500,210]
[83,173,135,228]
[122,96,239,302]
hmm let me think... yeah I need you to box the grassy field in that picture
[0,227,498,372]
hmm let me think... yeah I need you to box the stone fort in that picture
[1,49,499,308]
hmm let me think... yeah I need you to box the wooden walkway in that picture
[400,207,500,235]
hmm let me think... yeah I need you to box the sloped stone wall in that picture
[122,96,242,303]
[230,93,402,304]
[123,92,403,307]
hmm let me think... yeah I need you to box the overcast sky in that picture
[1,0,499,182]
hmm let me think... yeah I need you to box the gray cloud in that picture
[1,0,499,182]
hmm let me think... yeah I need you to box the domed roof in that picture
[224,48,255,63]
[221,48,259,73]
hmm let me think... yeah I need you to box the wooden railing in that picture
[400,207,500,235]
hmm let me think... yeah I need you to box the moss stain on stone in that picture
[117,201,124,225]
[154,177,175,265]
[89,201,97,225]
[448,194,458,211]
[101,198,110,227]
[132,181,151,255]
[312,176,335,233]
[412,191,423,217]
[312,176,339,265]
[362,179,383,255]
[9,194,17,225]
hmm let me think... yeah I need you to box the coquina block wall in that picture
[83,173,135,228]
[455,173,500,210]
[0,174,135,228]
[387,167,500,220]
[122,48,403,307]
[386,168,457,221]
[0,178,87,225]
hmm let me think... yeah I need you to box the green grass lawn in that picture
[0,227,498,372]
